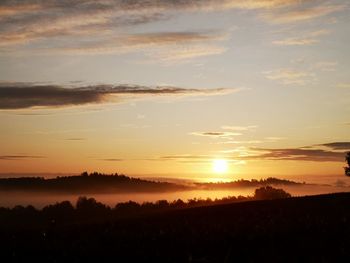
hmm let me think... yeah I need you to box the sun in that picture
[212,159,229,173]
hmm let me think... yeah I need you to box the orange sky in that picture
[0,0,349,184]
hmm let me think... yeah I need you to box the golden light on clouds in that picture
[0,0,349,183]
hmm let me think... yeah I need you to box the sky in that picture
[0,0,350,183]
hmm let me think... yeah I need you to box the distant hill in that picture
[195,177,304,190]
[0,172,305,194]
[0,172,190,193]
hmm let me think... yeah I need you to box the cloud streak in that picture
[58,31,228,61]
[0,82,237,110]
[190,131,242,138]
[98,158,123,162]
[0,0,343,55]
[272,30,330,46]
[159,142,350,163]
[0,155,45,161]
[244,147,346,162]
[263,4,344,24]
[319,142,350,150]
[264,68,313,85]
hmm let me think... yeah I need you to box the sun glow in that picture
[212,159,229,174]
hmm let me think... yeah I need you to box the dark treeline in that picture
[0,171,304,194]
[1,190,350,262]
[0,186,291,229]
[195,177,303,189]
[0,172,190,193]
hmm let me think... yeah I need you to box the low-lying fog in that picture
[1,184,350,208]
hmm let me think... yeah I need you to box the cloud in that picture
[264,4,345,24]
[264,68,313,85]
[160,154,209,160]
[0,82,237,109]
[1,0,341,54]
[0,3,42,16]
[146,45,227,64]
[159,142,349,163]
[313,61,338,71]
[272,37,318,46]
[272,30,330,46]
[319,142,350,150]
[0,155,45,160]
[98,158,123,162]
[243,147,346,162]
[59,31,228,61]
[190,131,242,138]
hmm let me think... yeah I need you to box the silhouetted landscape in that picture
[0,157,349,262]
[2,0,350,261]
[1,188,350,262]
[0,172,305,194]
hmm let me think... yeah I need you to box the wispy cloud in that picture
[313,61,338,71]
[319,142,350,150]
[272,30,330,46]
[59,31,227,55]
[98,158,123,162]
[0,155,45,161]
[190,131,242,138]
[145,45,227,64]
[264,4,345,24]
[264,68,313,85]
[0,82,237,110]
[241,142,350,162]
[158,142,350,163]
[58,32,229,62]
[0,0,343,57]
[244,147,346,162]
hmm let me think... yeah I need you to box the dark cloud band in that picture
[0,83,235,109]
[159,142,350,163]
[245,147,347,162]
[319,142,350,150]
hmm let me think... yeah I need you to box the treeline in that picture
[2,191,350,262]
[196,177,303,190]
[0,186,291,229]
[0,172,190,193]
[0,171,304,194]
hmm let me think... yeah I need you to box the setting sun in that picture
[212,159,229,174]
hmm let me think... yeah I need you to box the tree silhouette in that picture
[254,186,291,200]
[345,152,350,177]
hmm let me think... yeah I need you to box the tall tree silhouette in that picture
[345,152,350,177]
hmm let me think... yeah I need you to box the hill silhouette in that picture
[195,177,303,189]
[0,172,304,194]
[1,190,350,262]
[0,172,189,193]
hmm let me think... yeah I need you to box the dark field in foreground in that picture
[1,192,350,262]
